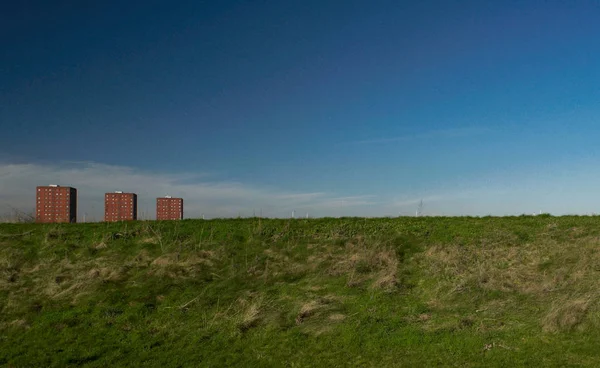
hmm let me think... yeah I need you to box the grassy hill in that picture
[2,216,600,367]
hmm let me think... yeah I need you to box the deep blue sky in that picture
[2,0,600,217]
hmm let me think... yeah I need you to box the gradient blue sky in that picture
[2,0,600,219]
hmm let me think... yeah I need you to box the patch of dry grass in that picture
[1,245,222,310]
[294,295,346,334]
[423,234,600,332]
[542,297,591,332]
[236,295,265,332]
[147,250,219,279]
[328,239,400,291]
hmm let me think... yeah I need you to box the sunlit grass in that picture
[2,216,600,366]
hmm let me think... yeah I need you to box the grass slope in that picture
[2,216,600,367]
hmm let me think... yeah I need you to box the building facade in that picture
[104,191,137,222]
[156,196,183,220]
[36,185,77,223]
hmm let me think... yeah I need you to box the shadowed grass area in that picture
[2,217,600,366]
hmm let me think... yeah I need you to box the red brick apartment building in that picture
[36,185,77,223]
[104,191,137,222]
[156,196,183,220]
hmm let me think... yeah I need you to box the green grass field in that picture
[2,216,600,367]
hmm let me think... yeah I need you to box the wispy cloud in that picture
[305,195,378,208]
[389,195,445,208]
[345,126,492,145]
[5,157,600,220]
[0,161,376,220]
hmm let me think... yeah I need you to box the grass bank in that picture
[2,216,600,366]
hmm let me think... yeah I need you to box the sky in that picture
[2,0,600,220]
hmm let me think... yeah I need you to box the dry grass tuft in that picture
[238,302,261,331]
[328,240,399,291]
[151,251,215,268]
[294,295,347,336]
[542,298,591,332]
[418,313,431,322]
[87,269,100,278]
[429,236,600,294]
[140,237,160,244]
[96,267,123,282]
[35,262,125,303]
[9,319,29,329]
[146,252,216,279]
[296,300,321,324]
[370,249,398,291]
[133,250,152,265]
[328,313,346,321]
[423,235,600,331]
[235,294,269,332]
[151,254,177,266]
[295,295,342,325]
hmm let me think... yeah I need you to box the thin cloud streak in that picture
[0,162,376,220]
[4,158,600,220]
[345,127,493,145]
